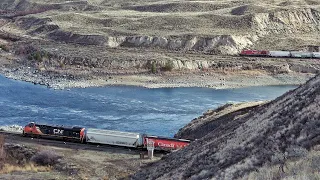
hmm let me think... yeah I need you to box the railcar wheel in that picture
[22,131,26,137]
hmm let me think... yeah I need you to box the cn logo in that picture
[53,129,64,135]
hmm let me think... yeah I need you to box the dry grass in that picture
[0,135,52,175]
[244,150,320,180]
[0,135,5,169]
[0,163,51,174]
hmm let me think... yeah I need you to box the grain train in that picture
[22,122,190,151]
[240,50,320,59]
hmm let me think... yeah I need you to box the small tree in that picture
[27,51,43,62]
[33,51,42,62]
[0,45,9,52]
[151,61,157,73]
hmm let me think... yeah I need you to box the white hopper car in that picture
[85,128,142,148]
[313,52,320,58]
[290,51,313,58]
[268,51,291,57]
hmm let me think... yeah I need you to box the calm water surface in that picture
[0,75,297,137]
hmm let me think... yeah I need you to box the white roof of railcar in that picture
[291,51,313,54]
[86,128,140,137]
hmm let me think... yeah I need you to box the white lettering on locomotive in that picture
[53,129,64,135]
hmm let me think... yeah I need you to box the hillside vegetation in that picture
[131,74,320,179]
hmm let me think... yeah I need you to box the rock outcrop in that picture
[131,74,320,179]
[253,8,320,36]
[48,30,107,46]
[121,35,254,55]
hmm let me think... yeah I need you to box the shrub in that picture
[42,52,49,59]
[285,146,308,160]
[0,44,9,52]
[59,61,65,68]
[30,150,62,166]
[151,61,157,73]
[0,135,5,169]
[33,51,42,62]
[27,50,47,62]
[162,60,174,71]
[27,54,33,60]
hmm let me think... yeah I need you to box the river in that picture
[0,75,297,137]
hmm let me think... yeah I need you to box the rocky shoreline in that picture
[0,64,315,90]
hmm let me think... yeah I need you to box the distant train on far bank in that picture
[240,50,320,59]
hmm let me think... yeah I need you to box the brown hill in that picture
[1,0,320,54]
[131,74,320,179]
[125,2,232,12]
[174,101,266,141]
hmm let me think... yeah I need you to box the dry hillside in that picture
[1,0,320,89]
[1,0,320,54]
[174,101,267,140]
[131,74,320,179]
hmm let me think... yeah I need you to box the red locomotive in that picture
[240,50,269,56]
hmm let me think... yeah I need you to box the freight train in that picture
[240,50,320,59]
[22,122,190,151]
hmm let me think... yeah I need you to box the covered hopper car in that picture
[85,128,142,148]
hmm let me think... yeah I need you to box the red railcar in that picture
[143,135,190,151]
[240,50,269,56]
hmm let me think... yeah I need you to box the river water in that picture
[0,75,297,137]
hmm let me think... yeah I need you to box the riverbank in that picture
[0,46,317,90]
[0,65,314,90]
